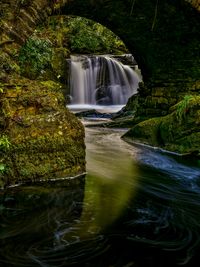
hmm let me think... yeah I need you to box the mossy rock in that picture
[123,96,200,156]
[122,117,162,146]
[0,77,86,188]
[145,96,169,110]
[159,96,200,153]
[123,93,139,112]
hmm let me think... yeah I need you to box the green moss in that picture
[123,94,200,155]
[62,16,128,54]
[0,78,85,187]
[0,164,6,172]
[18,36,52,79]
[175,95,194,122]
[40,80,62,90]
[0,83,5,93]
[0,135,11,152]
[123,117,162,146]
[51,47,70,79]
[175,132,200,154]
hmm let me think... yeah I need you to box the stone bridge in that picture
[0,0,200,186]
[1,0,200,116]
[62,0,200,117]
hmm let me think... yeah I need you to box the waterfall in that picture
[69,55,141,107]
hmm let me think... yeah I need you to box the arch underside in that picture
[60,0,200,83]
[1,0,200,117]
[1,0,200,82]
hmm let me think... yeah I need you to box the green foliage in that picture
[0,163,6,174]
[67,17,127,54]
[0,83,4,93]
[176,95,193,122]
[19,36,52,78]
[25,16,128,80]
[0,135,11,151]
[0,136,11,176]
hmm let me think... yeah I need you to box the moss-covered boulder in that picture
[123,95,200,156]
[159,95,200,154]
[0,77,85,188]
[123,117,162,146]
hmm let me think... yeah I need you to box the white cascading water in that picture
[69,55,141,110]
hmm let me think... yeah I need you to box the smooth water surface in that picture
[1,125,200,267]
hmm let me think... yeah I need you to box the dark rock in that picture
[75,109,112,119]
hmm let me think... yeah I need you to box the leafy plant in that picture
[0,163,6,173]
[176,95,193,122]
[0,83,4,93]
[67,17,127,54]
[0,135,11,151]
[19,36,52,78]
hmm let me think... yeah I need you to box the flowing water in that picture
[69,55,141,106]
[1,123,200,267]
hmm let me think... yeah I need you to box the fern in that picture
[176,95,193,122]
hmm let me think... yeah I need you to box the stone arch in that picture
[1,0,200,186]
[1,0,200,83]
[60,0,200,83]
[1,0,200,115]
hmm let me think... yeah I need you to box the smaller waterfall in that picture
[69,55,141,107]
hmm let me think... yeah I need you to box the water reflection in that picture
[0,180,85,266]
[80,127,139,234]
[0,126,200,267]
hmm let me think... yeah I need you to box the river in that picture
[1,123,200,267]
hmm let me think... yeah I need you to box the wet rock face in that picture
[0,78,86,188]
[125,80,200,121]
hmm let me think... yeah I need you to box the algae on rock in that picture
[0,78,86,188]
[122,96,200,156]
